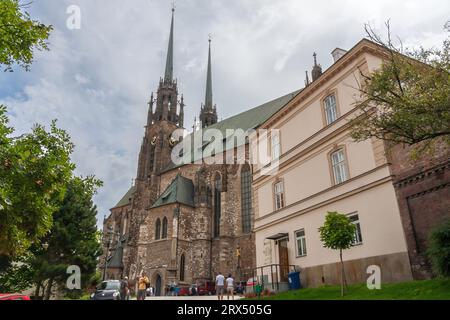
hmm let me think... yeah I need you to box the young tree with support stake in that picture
[319,212,356,297]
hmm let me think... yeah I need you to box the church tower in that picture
[199,39,218,128]
[135,7,184,201]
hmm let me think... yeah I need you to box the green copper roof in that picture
[113,186,135,208]
[164,8,175,82]
[205,89,301,135]
[151,174,195,208]
[162,89,301,172]
[204,40,213,109]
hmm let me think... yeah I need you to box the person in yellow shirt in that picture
[137,273,149,300]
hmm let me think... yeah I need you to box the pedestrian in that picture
[215,271,225,301]
[120,276,130,301]
[137,273,149,301]
[225,274,235,300]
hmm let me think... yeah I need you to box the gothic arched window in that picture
[213,173,222,238]
[179,254,185,282]
[241,165,252,233]
[162,217,168,239]
[155,218,161,240]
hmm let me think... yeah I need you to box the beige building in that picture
[252,39,413,289]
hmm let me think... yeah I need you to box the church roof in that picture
[113,186,136,209]
[151,174,195,209]
[163,89,301,172]
[206,89,301,135]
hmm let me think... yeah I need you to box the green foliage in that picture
[0,105,76,259]
[0,0,53,71]
[350,22,450,154]
[427,218,450,278]
[0,254,34,292]
[32,177,103,298]
[319,212,356,251]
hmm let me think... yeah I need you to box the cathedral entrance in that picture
[155,274,162,296]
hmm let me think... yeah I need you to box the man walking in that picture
[120,276,130,300]
[225,274,235,300]
[215,272,225,301]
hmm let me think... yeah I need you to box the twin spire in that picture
[164,7,175,83]
[158,7,218,129]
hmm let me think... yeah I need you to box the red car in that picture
[177,287,191,296]
[197,281,216,296]
[0,294,31,300]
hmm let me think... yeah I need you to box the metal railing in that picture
[251,264,299,292]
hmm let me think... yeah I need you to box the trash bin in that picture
[288,271,301,290]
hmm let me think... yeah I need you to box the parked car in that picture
[0,294,31,300]
[90,280,121,300]
[177,286,190,296]
[197,281,216,296]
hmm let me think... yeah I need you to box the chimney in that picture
[331,48,347,63]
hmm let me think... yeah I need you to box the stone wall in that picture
[387,141,450,279]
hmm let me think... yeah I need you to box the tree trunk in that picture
[44,277,54,300]
[340,249,344,297]
[34,281,41,298]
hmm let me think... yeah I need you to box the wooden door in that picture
[278,239,289,282]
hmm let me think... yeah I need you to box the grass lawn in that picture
[259,278,450,300]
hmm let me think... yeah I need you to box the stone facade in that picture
[100,9,256,295]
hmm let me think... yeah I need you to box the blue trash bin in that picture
[288,271,301,290]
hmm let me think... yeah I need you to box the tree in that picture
[31,176,103,300]
[0,105,76,262]
[427,218,450,278]
[318,212,356,297]
[350,21,450,155]
[0,0,53,71]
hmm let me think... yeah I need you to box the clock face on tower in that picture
[151,136,157,146]
[169,137,177,147]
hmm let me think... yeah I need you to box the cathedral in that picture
[100,8,298,295]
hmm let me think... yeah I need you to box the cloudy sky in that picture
[1,0,448,227]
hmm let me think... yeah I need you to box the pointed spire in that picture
[205,37,213,109]
[164,7,175,82]
[311,52,323,82]
[199,36,218,129]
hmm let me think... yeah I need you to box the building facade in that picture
[101,9,449,293]
[252,40,416,288]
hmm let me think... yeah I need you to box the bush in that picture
[427,218,450,277]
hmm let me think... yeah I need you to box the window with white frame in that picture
[349,214,363,245]
[331,149,348,184]
[271,132,281,161]
[274,181,285,210]
[295,229,307,257]
[324,94,338,125]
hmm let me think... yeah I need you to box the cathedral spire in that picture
[200,37,218,128]
[164,7,175,82]
[205,37,213,109]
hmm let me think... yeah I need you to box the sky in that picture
[1,0,448,228]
